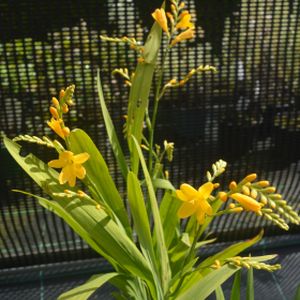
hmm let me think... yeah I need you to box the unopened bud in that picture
[50,107,59,119]
[77,190,86,197]
[59,89,65,100]
[229,203,236,209]
[62,104,69,113]
[218,192,228,202]
[271,194,282,200]
[96,204,101,210]
[52,97,60,108]
[179,2,185,9]
[260,195,268,205]
[242,185,250,196]
[230,207,243,213]
[243,173,257,183]
[269,200,276,209]
[213,183,220,189]
[257,180,270,187]
[62,127,70,137]
[250,189,258,199]
[165,170,169,180]
[229,181,237,191]
[264,187,276,193]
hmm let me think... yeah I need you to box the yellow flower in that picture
[48,151,90,187]
[152,8,169,35]
[176,182,214,224]
[176,11,194,30]
[230,193,262,213]
[47,118,68,139]
[171,28,195,46]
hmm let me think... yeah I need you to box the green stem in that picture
[170,224,203,298]
[148,44,171,174]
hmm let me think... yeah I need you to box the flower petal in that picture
[198,199,213,216]
[58,170,67,184]
[68,175,76,187]
[48,159,65,169]
[180,183,198,198]
[178,201,197,219]
[176,190,189,201]
[196,210,205,224]
[75,165,86,179]
[74,152,90,164]
[198,182,214,200]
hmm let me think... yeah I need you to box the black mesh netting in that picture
[0,0,300,268]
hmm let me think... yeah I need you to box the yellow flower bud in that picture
[59,89,65,100]
[229,181,237,191]
[257,180,270,187]
[218,192,228,202]
[62,104,69,113]
[179,2,185,9]
[265,187,276,193]
[166,12,174,24]
[250,189,258,199]
[50,107,59,119]
[242,185,250,196]
[52,97,60,108]
[62,127,70,137]
[230,193,262,212]
[96,204,101,210]
[260,195,268,205]
[243,173,257,183]
[229,203,236,209]
[171,28,195,46]
[152,8,169,35]
[230,207,244,213]
[77,190,86,197]
[213,183,220,189]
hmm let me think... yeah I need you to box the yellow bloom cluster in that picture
[151,1,195,46]
[47,85,74,139]
[48,151,89,187]
[176,182,214,224]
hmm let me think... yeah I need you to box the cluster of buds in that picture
[151,1,195,46]
[164,140,175,162]
[216,173,300,230]
[112,68,134,87]
[52,189,100,208]
[163,65,217,91]
[100,35,143,54]
[225,256,281,272]
[47,85,75,139]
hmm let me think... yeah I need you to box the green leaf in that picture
[159,190,181,248]
[246,267,254,300]
[153,178,175,191]
[198,230,264,276]
[58,272,118,300]
[126,19,162,173]
[69,129,131,235]
[176,265,240,300]
[4,137,153,284]
[110,275,151,300]
[230,270,242,300]
[294,284,300,300]
[97,69,128,179]
[179,231,263,294]
[127,172,157,271]
[13,190,110,262]
[132,136,171,293]
[215,285,225,300]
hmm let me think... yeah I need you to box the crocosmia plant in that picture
[3,1,300,299]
